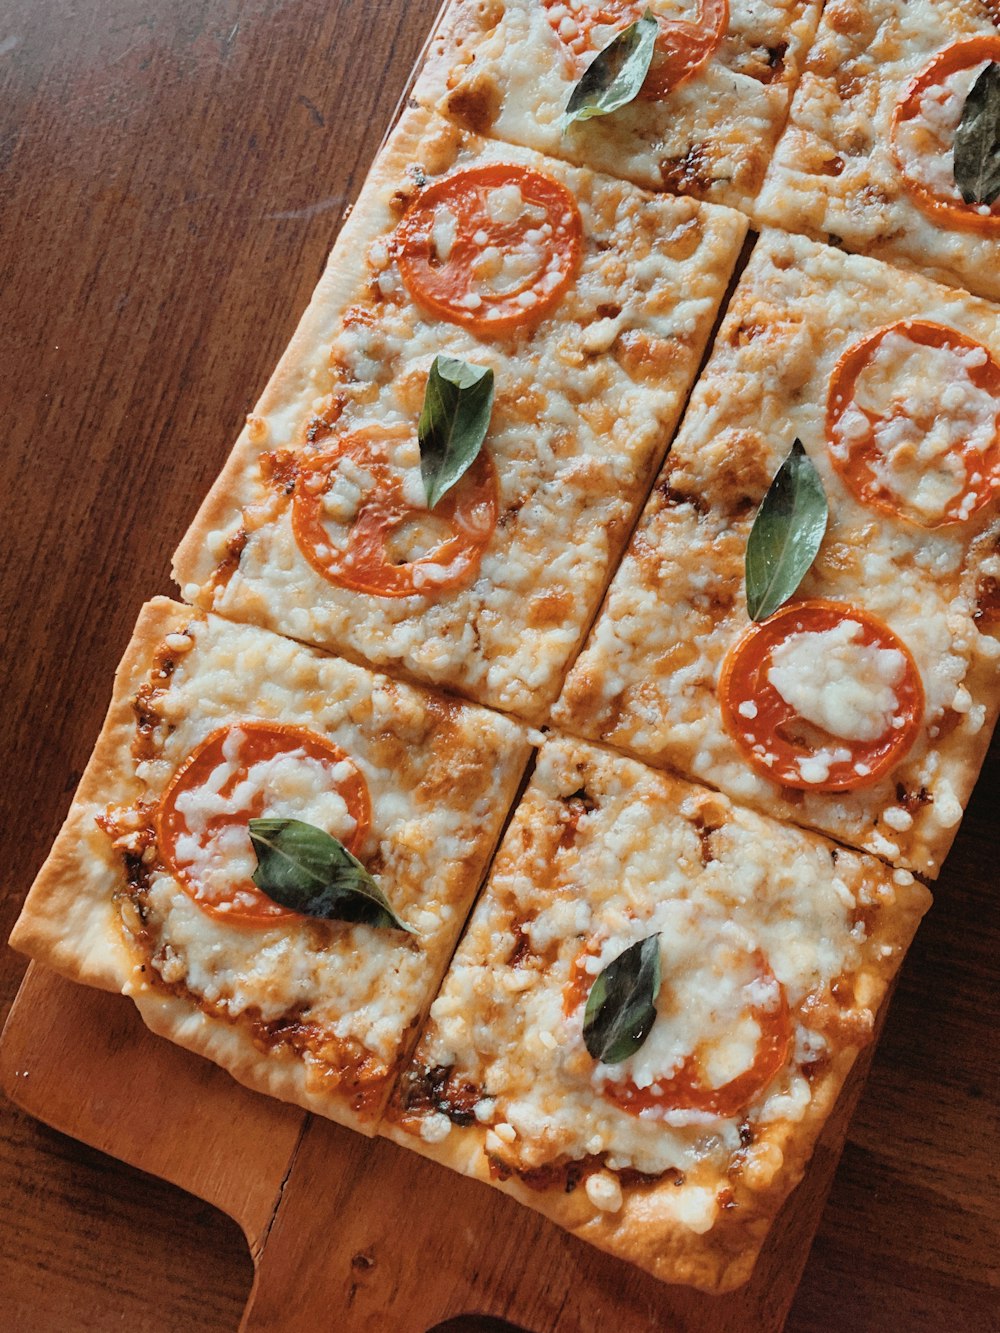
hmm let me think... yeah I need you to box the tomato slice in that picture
[719,600,924,792]
[891,37,1000,234]
[542,0,729,98]
[156,721,371,925]
[567,942,790,1118]
[291,426,498,598]
[395,164,583,335]
[827,320,1000,527]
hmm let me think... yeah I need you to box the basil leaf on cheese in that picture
[745,439,828,623]
[563,11,658,129]
[954,61,1000,208]
[248,817,412,933]
[418,355,494,510]
[583,934,661,1064]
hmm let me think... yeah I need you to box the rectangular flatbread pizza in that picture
[554,229,1000,876]
[172,102,747,725]
[756,0,1000,302]
[415,0,826,212]
[9,598,531,1133]
[384,733,931,1291]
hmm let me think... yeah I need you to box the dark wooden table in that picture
[1,2,997,1328]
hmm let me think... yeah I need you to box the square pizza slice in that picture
[172,103,747,725]
[756,0,1000,303]
[554,230,1000,876]
[383,733,930,1291]
[9,598,531,1133]
[415,0,826,213]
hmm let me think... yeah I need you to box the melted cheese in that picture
[125,611,529,1077]
[176,106,747,724]
[416,0,827,214]
[767,620,905,743]
[398,737,927,1185]
[757,2,1000,301]
[170,730,358,910]
[554,231,1000,875]
[833,331,998,520]
[895,61,994,212]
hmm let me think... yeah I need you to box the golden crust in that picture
[756,0,1000,301]
[413,0,826,212]
[555,230,1000,877]
[173,102,747,723]
[10,597,531,1135]
[8,599,180,992]
[383,734,930,1291]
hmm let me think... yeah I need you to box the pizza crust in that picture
[173,102,747,723]
[383,733,930,1291]
[10,597,532,1135]
[756,0,1000,301]
[554,229,1000,876]
[8,600,180,993]
[413,0,826,213]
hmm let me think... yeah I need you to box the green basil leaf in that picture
[583,934,661,1064]
[248,817,412,933]
[954,61,1000,208]
[418,355,494,510]
[745,439,828,623]
[563,10,658,129]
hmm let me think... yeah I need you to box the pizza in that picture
[756,0,1000,302]
[414,0,826,211]
[554,229,1000,876]
[384,733,931,1291]
[11,0,998,1297]
[172,102,748,725]
[9,598,531,1132]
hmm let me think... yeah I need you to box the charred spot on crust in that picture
[744,41,788,84]
[506,919,536,968]
[895,782,932,813]
[397,1063,482,1127]
[444,79,501,135]
[498,499,524,530]
[260,449,300,495]
[656,473,709,517]
[660,143,713,196]
[974,575,1000,627]
[558,788,596,849]
[208,527,248,595]
[488,1152,668,1195]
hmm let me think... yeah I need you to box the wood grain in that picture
[1,0,998,1329]
[1,966,305,1255]
[1,961,877,1333]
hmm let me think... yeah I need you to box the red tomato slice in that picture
[395,163,582,335]
[542,0,729,97]
[891,37,1000,234]
[719,601,924,792]
[826,320,1000,527]
[156,721,371,926]
[291,426,498,599]
[568,942,790,1118]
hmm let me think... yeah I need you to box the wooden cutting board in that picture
[1,960,879,1332]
